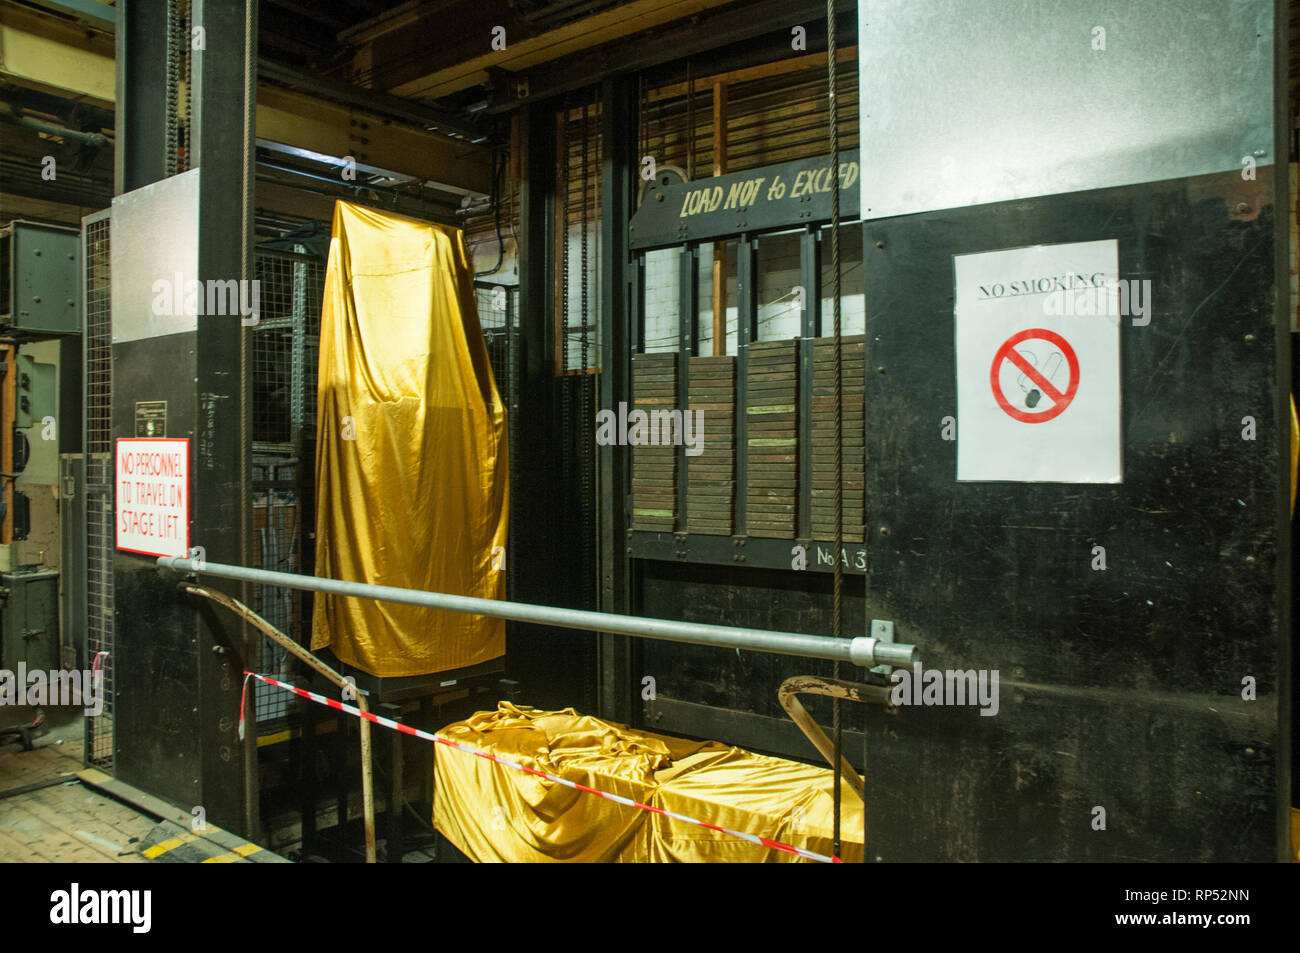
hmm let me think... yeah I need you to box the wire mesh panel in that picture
[251,248,323,730]
[559,98,602,374]
[83,210,114,767]
[475,281,519,599]
[475,281,518,422]
[253,250,322,450]
[555,89,602,714]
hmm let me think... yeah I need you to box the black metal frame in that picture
[597,76,636,724]
[110,0,258,836]
[675,244,698,532]
[797,226,822,538]
[625,164,857,572]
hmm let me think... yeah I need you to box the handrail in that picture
[156,556,919,668]
[182,583,378,864]
[777,674,895,804]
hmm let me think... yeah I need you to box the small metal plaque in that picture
[135,401,168,437]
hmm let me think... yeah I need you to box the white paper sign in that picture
[116,438,190,557]
[955,240,1122,483]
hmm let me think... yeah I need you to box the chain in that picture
[826,0,845,862]
[181,0,191,172]
[165,0,179,175]
[686,59,695,181]
[638,72,647,183]
[560,94,570,377]
[581,97,590,377]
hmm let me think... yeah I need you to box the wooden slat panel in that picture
[687,355,735,535]
[745,339,798,537]
[810,335,865,541]
[630,353,678,530]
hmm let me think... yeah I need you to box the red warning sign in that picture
[990,328,1079,423]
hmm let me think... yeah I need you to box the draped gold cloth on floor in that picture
[434,703,863,862]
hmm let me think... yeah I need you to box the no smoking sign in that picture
[991,328,1079,424]
[955,240,1121,484]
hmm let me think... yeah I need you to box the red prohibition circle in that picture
[989,328,1080,423]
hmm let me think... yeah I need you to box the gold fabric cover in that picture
[434,703,863,862]
[1290,395,1297,516]
[311,201,508,676]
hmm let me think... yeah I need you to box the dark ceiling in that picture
[259,0,633,80]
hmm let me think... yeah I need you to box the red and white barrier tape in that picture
[242,671,839,863]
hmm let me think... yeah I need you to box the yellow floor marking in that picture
[143,831,204,859]
[201,843,262,864]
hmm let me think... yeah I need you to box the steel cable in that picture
[826,0,845,861]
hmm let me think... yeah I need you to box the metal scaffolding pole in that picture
[157,556,919,669]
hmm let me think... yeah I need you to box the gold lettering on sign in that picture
[677,162,859,217]
[724,180,747,210]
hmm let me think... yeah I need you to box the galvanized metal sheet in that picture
[857,0,1273,219]
[110,169,201,343]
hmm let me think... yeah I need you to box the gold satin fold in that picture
[1290,394,1297,516]
[433,703,863,863]
[311,201,508,677]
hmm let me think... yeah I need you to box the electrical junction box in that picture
[0,569,60,673]
[0,221,81,337]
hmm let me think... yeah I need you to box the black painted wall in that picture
[639,562,870,765]
[859,169,1289,861]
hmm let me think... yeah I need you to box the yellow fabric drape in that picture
[1290,394,1297,517]
[433,703,863,863]
[311,201,508,677]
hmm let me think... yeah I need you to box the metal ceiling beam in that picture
[257,58,483,141]
[14,0,115,33]
[253,174,461,228]
[0,4,487,146]
[0,2,117,107]
[380,0,738,101]
[257,84,491,195]
[0,7,491,194]
[481,0,855,113]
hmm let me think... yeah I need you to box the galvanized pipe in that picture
[0,103,109,148]
[156,557,918,668]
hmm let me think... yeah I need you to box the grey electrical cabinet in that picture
[0,221,81,336]
[0,569,61,673]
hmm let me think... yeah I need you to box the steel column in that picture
[114,0,170,193]
[110,0,258,838]
[734,235,758,535]
[598,76,636,723]
[677,244,699,533]
[632,255,646,354]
